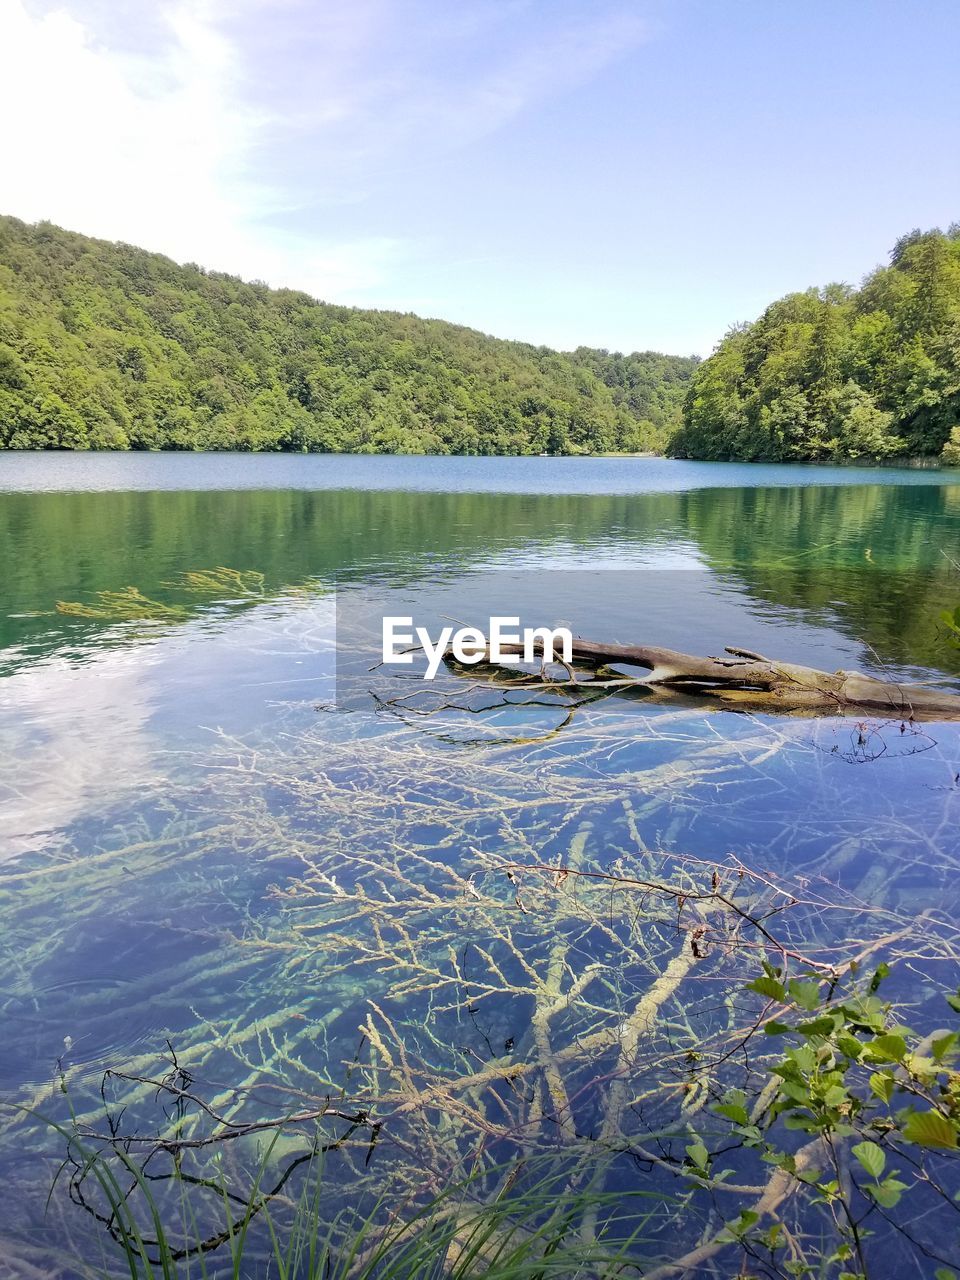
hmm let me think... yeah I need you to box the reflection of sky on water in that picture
[0,648,160,858]
[0,600,337,859]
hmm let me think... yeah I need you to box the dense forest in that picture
[670,226,960,463]
[0,217,696,454]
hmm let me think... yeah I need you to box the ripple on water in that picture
[3,973,180,1093]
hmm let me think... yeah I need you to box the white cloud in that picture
[0,0,647,312]
[400,8,648,152]
[1,2,253,256]
[0,0,404,299]
[256,0,648,180]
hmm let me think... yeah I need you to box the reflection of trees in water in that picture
[3,484,960,677]
[675,484,960,677]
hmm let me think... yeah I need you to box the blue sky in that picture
[1,0,958,356]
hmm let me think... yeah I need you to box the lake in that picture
[2,452,960,1277]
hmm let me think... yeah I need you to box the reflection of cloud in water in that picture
[0,647,160,860]
[0,597,339,860]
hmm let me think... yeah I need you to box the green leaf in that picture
[823,1084,850,1107]
[762,1221,783,1249]
[764,1020,792,1035]
[934,1268,957,1280]
[764,1150,796,1173]
[723,1208,760,1239]
[869,1071,895,1103]
[796,1015,839,1037]
[852,1140,885,1179]
[863,1033,907,1063]
[836,1034,863,1059]
[789,1044,817,1072]
[715,1102,750,1125]
[779,1081,810,1106]
[868,961,890,993]
[784,1113,816,1131]
[748,975,785,1001]
[933,1032,958,1062]
[946,991,960,1014]
[685,1139,709,1169]
[902,1110,959,1149]
[787,979,822,1011]
[866,1177,908,1208]
[842,997,886,1033]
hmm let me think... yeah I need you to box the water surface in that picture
[2,454,959,1276]
[2,449,959,493]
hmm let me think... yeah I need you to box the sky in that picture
[1,0,958,357]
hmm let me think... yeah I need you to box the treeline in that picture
[0,216,696,455]
[670,226,960,463]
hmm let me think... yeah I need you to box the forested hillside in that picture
[670,227,960,464]
[0,217,696,454]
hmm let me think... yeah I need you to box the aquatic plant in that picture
[35,865,960,1278]
[40,1116,667,1279]
[55,567,267,624]
[55,586,189,622]
[941,604,960,647]
[160,567,265,596]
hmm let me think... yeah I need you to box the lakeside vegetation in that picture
[671,227,960,464]
[0,216,695,455]
[2,218,959,466]
[4,216,959,467]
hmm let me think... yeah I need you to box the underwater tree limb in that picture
[642,1135,827,1280]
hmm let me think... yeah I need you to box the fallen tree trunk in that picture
[468,639,960,719]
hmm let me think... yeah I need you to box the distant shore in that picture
[1,447,954,469]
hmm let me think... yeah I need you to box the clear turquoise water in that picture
[1,454,960,1276]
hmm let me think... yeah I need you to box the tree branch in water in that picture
[451,638,960,720]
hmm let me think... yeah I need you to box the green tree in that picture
[0,216,698,456]
[670,227,960,463]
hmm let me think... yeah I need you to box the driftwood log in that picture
[460,638,960,720]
